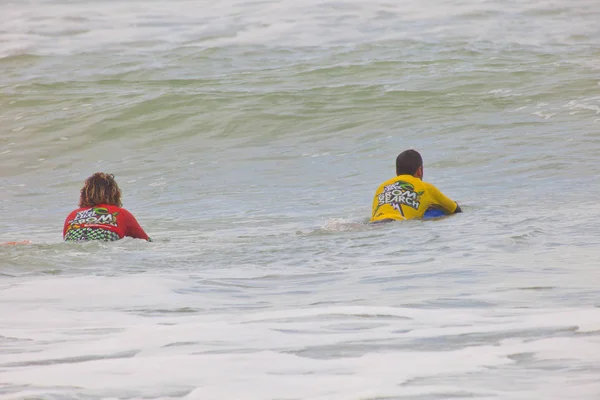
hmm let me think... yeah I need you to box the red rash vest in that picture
[63,204,149,242]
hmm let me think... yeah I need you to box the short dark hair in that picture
[396,149,423,176]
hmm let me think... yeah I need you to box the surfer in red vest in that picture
[63,172,150,242]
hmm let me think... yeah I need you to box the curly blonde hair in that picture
[79,172,122,208]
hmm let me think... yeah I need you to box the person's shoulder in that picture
[65,206,86,217]
[421,180,442,191]
[421,180,434,188]
[393,174,425,190]
[113,206,139,220]
[378,175,413,186]
[375,176,396,190]
[112,206,131,215]
[373,176,400,194]
[95,204,127,213]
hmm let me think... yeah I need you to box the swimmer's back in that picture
[370,175,458,222]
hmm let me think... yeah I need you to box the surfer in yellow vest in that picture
[370,149,462,222]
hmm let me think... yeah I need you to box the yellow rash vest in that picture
[370,175,458,222]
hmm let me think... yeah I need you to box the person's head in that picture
[396,149,423,179]
[79,172,122,208]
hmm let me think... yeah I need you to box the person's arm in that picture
[427,183,462,214]
[121,209,151,241]
[63,211,75,239]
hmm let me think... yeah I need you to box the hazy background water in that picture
[2,0,600,399]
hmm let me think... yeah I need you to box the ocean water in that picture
[2,0,600,398]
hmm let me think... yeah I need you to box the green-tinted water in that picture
[2,0,600,398]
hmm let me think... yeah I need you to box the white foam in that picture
[2,274,600,398]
